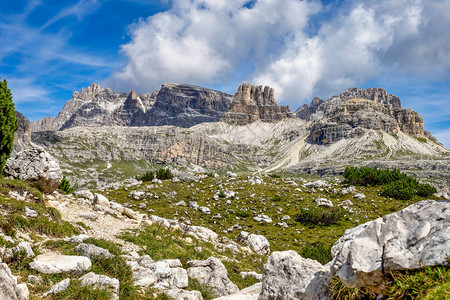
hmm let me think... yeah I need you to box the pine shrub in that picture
[0,78,18,172]
[58,176,74,194]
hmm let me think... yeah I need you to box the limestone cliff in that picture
[307,99,425,145]
[221,83,292,125]
[145,84,233,127]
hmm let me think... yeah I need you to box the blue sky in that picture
[1,0,449,148]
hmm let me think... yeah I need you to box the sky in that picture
[0,0,449,148]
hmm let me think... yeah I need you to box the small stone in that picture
[25,206,38,218]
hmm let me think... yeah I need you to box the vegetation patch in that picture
[294,207,346,226]
[343,167,436,200]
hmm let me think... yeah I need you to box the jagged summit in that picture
[221,83,292,125]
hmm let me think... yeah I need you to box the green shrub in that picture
[271,195,282,202]
[301,242,332,264]
[156,168,173,180]
[0,78,18,172]
[416,183,437,197]
[236,210,250,218]
[58,176,74,194]
[294,207,345,226]
[344,166,437,200]
[268,173,281,178]
[217,191,226,198]
[343,167,410,186]
[381,180,416,200]
[136,171,154,182]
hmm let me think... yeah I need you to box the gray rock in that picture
[354,193,366,200]
[189,201,199,210]
[79,272,120,300]
[93,193,110,207]
[74,243,113,259]
[78,212,98,221]
[165,288,203,300]
[341,186,356,195]
[74,189,95,201]
[0,263,29,300]
[4,147,62,193]
[259,251,329,300]
[188,257,239,297]
[5,242,35,261]
[240,271,263,281]
[304,180,329,189]
[236,231,270,255]
[330,200,450,294]
[25,206,38,218]
[43,278,71,297]
[214,283,261,300]
[29,254,91,275]
[199,206,211,214]
[253,214,272,223]
[315,197,333,207]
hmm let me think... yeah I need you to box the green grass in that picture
[329,264,450,300]
[294,207,346,226]
[300,242,332,264]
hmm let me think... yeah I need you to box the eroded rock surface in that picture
[330,200,450,294]
[259,251,329,300]
[4,147,62,193]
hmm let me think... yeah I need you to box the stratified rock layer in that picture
[221,83,292,124]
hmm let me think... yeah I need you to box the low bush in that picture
[416,183,437,197]
[235,210,251,218]
[268,173,281,178]
[156,168,173,180]
[381,180,416,200]
[343,166,437,200]
[294,207,345,226]
[58,176,74,194]
[271,195,282,202]
[136,171,154,182]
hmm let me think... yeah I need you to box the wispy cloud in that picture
[40,0,102,30]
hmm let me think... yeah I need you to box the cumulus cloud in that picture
[110,0,450,106]
[108,0,318,92]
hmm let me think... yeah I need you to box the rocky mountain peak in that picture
[340,87,401,108]
[72,83,103,102]
[221,83,292,125]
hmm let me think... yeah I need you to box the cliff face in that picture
[295,87,401,122]
[221,83,292,124]
[307,99,425,145]
[146,84,233,127]
[13,112,32,152]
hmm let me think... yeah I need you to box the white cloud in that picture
[108,0,318,92]
[110,0,450,107]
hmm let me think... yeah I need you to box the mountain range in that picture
[27,83,449,191]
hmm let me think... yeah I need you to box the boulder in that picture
[330,200,450,294]
[29,254,91,275]
[74,243,113,259]
[79,272,120,300]
[93,193,110,207]
[74,189,95,201]
[165,288,203,300]
[188,257,239,297]
[43,278,71,297]
[214,283,261,300]
[0,263,29,300]
[259,251,329,300]
[4,147,62,193]
[236,231,270,255]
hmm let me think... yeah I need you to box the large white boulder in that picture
[258,251,329,300]
[0,263,29,300]
[236,231,270,255]
[330,200,450,294]
[4,147,62,193]
[188,257,239,297]
[29,254,91,275]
